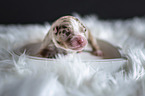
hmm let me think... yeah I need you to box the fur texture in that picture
[0,14,145,96]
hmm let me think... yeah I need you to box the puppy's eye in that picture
[84,28,86,32]
[80,26,87,33]
[82,26,87,32]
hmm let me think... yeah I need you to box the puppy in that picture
[37,16,103,58]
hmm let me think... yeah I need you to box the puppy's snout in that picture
[72,36,87,45]
[76,37,84,44]
[70,35,87,50]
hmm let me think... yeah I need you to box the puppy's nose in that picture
[71,35,87,47]
[77,37,85,44]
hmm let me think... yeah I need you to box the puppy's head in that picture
[52,16,88,51]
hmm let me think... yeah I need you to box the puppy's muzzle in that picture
[70,35,87,51]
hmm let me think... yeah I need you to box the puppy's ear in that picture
[53,26,59,35]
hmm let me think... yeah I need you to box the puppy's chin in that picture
[69,46,85,51]
[55,42,86,52]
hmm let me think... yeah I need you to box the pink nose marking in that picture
[77,37,84,44]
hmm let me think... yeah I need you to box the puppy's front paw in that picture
[38,48,57,58]
[92,50,104,57]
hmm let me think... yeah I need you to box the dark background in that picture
[0,0,145,24]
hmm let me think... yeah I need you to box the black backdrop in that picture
[0,0,145,24]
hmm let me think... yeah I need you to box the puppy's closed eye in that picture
[80,27,86,33]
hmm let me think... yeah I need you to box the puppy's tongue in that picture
[70,35,87,50]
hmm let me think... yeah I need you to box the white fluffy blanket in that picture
[0,15,145,96]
